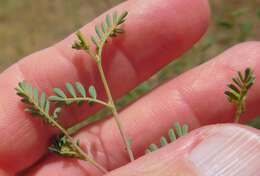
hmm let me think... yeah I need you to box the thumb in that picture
[106,124,260,176]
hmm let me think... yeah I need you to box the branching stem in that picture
[24,91,108,173]
[94,21,135,161]
[76,11,134,161]
[96,60,135,162]
[80,19,135,161]
[50,119,107,173]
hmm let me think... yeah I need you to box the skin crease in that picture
[0,0,259,175]
[26,42,260,176]
[104,124,260,176]
[0,0,210,173]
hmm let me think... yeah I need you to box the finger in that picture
[28,42,260,175]
[0,0,210,173]
[99,42,260,161]
[28,124,260,176]
[106,124,260,176]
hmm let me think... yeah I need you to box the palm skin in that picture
[0,0,259,175]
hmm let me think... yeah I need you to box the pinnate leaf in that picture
[145,123,189,154]
[89,11,128,48]
[225,67,255,103]
[16,81,61,123]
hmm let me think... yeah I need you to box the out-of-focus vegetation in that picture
[0,0,260,130]
[0,0,124,71]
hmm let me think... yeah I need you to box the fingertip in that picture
[189,124,260,176]
[106,124,260,176]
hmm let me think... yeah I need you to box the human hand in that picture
[0,0,259,175]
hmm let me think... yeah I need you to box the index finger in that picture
[0,0,209,173]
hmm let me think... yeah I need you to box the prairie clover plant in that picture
[16,11,130,173]
[144,68,255,154]
[145,123,189,153]
[16,10,255,173]
[16,81,107,173]
[225,68,255,123]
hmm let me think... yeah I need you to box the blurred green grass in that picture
[0,0,260,130]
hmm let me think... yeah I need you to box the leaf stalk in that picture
[96,60,135,161]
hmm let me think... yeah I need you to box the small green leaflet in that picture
[89,85,97,99]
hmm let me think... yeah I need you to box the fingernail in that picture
[189,125,260,176]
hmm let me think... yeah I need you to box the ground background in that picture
[0,0,260,129]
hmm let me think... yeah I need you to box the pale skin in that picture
[0,0,260,175]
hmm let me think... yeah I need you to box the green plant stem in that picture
[235,101,244,123]
[50,119,108,173]
[62,97,111,107]
[29,97,108,173]
[97,21,135,162]
[96,59,135,162]
[235,108,242,123]
[81,21,135,161]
